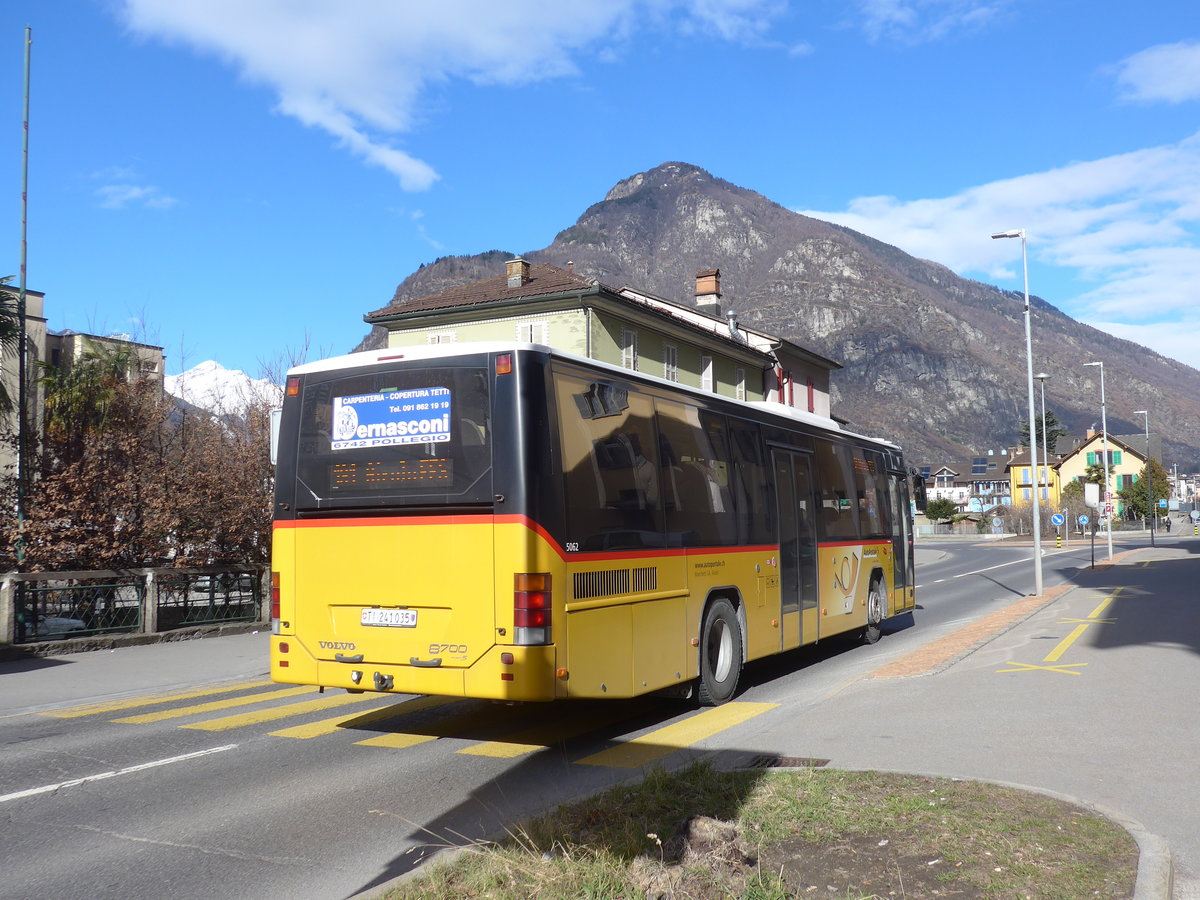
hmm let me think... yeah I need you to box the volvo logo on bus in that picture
[319,640,358,651]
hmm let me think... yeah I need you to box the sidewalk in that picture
[0,627,270,715]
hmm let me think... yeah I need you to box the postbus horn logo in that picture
[832,550,861,599]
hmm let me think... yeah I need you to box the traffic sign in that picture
[1191,510,1200,522]
[1158,499,1168,508]
[1078,514,1090,525]
[1051,513,1065,526]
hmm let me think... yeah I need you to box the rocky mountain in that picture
[359,162,1200,469]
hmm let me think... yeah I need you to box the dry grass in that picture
[384,762,1138,899]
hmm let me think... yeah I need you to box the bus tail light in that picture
[271,571,281,635]
[514,573,551,645]
[496,353,513,376]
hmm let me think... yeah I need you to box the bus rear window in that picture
[293,365,492,508]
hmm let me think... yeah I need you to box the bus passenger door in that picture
[773,449,817,649]
[889,472,915,612]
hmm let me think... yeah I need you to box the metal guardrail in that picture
[0,567,267,645]
[154,572,261,631]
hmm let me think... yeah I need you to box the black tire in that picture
[698,598,743,706]
[862,578,885,645]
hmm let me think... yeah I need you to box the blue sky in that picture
[3,1,1199,378]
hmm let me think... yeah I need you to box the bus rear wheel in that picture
[698,598,742,706]
[862,578,885,645]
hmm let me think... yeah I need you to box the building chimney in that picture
[695,268,721,316]
[506,257,531,289]
[566,260,574,274]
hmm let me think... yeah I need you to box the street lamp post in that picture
[991,229,1042,596]
[1133,409,1154,547]
[1083,361,1114,561]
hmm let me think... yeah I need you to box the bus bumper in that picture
[272,637,558,702]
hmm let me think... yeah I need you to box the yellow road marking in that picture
[182,690,382,730]
[269,695,455,739]
[1088,593,1119,618]
[458,740,543,759]
[1044,624,1090,663]
[41,679,273,719]
[349,699,517,751]
[457,703,647,760]
[355,732,440,749]
[996,661,1087,675]
[998,589,1121,675]
[112,686,315,724]
[575,702,778,769]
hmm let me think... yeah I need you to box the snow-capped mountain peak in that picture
[164,361,281,416]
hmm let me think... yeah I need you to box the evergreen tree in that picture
[1017,409,1068,454]
[924,497,959,529]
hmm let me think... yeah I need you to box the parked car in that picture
[37,613,87,636]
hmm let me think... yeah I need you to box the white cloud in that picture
[856,0,1007,43]
[117,0,785,190]
[95,183,177,210]
[799,132,1200,370]
[1113,40,1200,105]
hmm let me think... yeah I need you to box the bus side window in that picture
[814,440,860,540]
[728,421,772,546]
[555,372,662,550]
[655,401,732,547]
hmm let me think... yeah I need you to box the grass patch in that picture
[384,762,1138,899]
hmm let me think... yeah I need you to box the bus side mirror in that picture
[911,470,927,514]
[270,408,282,465]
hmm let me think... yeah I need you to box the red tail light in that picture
[285,376,300,397]
[514,573,551,645]
[270,571,281,634]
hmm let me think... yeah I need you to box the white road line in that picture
[0,744,238,804]
[916,546,1072,589]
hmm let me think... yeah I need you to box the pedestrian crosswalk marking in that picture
[38,679,781,766]
[113,686,315,724]
[42,679,273,719]
[182,690,384,730]
[269,695,454,739]
[576,702,778,769]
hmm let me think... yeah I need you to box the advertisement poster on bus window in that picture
[331,387,452,450]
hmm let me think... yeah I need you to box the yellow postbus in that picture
[270,343,922,705]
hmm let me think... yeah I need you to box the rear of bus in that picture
[270,345,563,701]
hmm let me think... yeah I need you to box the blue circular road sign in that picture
[1051,513,1065,526]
